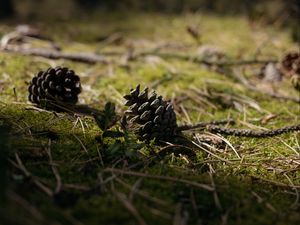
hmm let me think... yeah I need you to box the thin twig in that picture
[2,45,108,64]
[45,139,62,194]
[10,153,53,197]
[72,133,88,154]
[115,178,169,207]
[231,69,300,103]
[178,119,235,131]
[207,123,300,138]
[250,175,300,189]
[283,174,299,208]
[7,191,61,225]
[2,38,277,67]
[208,166,222,210]
[112,190,148,225]
[135,51,277,66]
[129,178,143,202]
[104,168,214,191]
[206,132,241,159]
[193,135,234,163]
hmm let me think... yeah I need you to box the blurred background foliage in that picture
[1,0,299,41]
[0,0,298,21]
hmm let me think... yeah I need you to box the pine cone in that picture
[123,85,178,142]
[292,58,300,75]
[28,67,81,109]
[280,52,300,76]
[261,63,282,82]
[291,74,300,92]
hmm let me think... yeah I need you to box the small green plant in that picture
[93,102,122,142]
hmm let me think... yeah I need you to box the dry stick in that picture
[2,42,275,66]
[8,191,44,221]
[129,178,143,202]
[192,137,233,163]
[253,87,300,103]
[2,45,108,64]
[135,51,277,66]
[250,175,300,189]
[208,168,222,211]
[45,139,62,194]
[142,53,299,103]
[10,153,54,197]
[283,174,299,208]
[178,119,235,131]
[231,69,300,103]
[173,203,187,225]
[113,190,148,225]
[7,191,62,225]
[63,183,90,192]
[72,133,89,154]
[115,178,169,207]
[206,123,300,138]
[0,30,60,51]
[104,168,214,191]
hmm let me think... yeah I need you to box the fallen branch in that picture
[2,45,108,64]
[135,51,277,66]
[231,69,300,103]
[1,43,275,66]
[178,119,235,131]
[206,123,300,138]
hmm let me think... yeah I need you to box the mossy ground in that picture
[0,12,299,225]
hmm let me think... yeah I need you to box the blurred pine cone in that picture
[280,52,300,76]
[261,62,282,82]
[280,52,300,91]
[292,58,300,75]
[28,67,81,109]
[123,85,178,142]
[291,74,300,92]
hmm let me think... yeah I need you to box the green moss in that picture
[0,12,299,225]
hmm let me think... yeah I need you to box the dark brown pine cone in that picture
[286,56,300,92]
[123,85,178,142]
[28,67,81,109]
[280,52,300,76]
[291,74,300,92]
[292,58,300,75]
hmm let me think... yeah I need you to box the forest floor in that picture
[0,12,299,225]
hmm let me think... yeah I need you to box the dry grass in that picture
[0,12,299,225]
